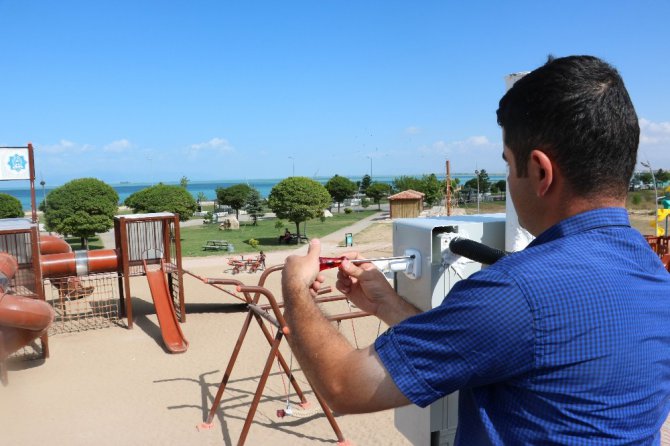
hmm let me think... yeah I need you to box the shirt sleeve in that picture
[375,267,535,408]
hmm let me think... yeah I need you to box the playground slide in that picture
[144,264,188,353]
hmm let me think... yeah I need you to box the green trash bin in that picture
[345,233,353,247]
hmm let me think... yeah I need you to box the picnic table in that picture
[202,240,230,251]
[226,254,266,274]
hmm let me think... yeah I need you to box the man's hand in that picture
[336,256,420,325]
[282,239,326,298]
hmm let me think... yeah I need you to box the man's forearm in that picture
[281,281,360,408]
[375,294,421,327]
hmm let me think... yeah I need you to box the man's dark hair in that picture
[496,55,639,198]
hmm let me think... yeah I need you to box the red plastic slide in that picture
[143,261,188,353]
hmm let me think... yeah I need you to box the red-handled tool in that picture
[318,255,414,271]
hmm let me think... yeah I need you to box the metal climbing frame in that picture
[198,264,371,446]
[114,213,184,328]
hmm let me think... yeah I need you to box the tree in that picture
[43,178,118,249]
[420,174,444,206]
[245,189,264,225]
[325,174,357,213]
[360,174,372,193]
[216,183,253,219]
[464,169,491,193]
[639,172,653,184]
[267,177,331,237]
[392,175,423,194]
[124,184,197,221]
[478,169,491,192]
[656,169,670,183]
[179,176,189,188]
[0,193,23,218]
[365,182,390,210]
[392,174,444,207]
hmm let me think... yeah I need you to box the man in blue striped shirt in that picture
[282,55,670,444]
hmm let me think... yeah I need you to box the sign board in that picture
[0,147,31,180]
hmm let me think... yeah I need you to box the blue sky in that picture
[1,1,669,185]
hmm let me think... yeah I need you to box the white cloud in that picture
[638,118,670,168]
[639,118,670,145]
[41,139,77,154]
[39,139,97,154]
[103,139,132,152]
[466,136,491,146]
[189,137,234,153]
[409,135,504,173]
[422,135,496,155]
[405,126,421,135]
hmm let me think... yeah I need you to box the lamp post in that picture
[39,179,47,208]
[641,161,659,222]
[288,156,295,177]
[475,169,480,214]
[367,155,373,179]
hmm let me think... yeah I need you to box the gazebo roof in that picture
[388,189,425,200]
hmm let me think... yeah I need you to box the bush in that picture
[631,194,642,206]
[247,238,260,248]
[0,193,23,218]
[344,207,353,214]
[125,184,197,221]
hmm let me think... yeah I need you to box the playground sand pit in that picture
[0,219,411,446]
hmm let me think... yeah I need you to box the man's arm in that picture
[281,239,412,414]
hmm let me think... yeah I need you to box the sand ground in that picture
[1,212,410,446]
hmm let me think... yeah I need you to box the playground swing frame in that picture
[197,264,371,446]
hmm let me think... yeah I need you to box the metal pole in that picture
[642,161,659,233]
[28,143,38,223]
[40,180,47,208]
[475,169,480,214]
[446,160,451,216]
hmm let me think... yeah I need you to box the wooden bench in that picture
[202,240,229,251]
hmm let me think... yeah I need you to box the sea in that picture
[1,174,505,210]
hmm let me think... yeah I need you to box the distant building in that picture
[389,189,425,219]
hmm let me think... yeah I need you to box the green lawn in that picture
[179,211,378,257]
[65,236,104,250]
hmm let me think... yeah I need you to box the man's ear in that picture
[529,149,554,197]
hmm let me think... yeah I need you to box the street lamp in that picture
[641,161,659,220]
[288,156,295,177]
[366,155,373,179]
[39,179,47,208]
[474,170,480,214]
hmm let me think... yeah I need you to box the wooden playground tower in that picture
[1,144,189,383]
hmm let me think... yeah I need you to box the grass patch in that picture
[65,236,104,250]
[626,190,658,212]
[459,199,506,214]
[180,211,378,257]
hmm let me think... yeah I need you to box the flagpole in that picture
[28,143,37,223]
